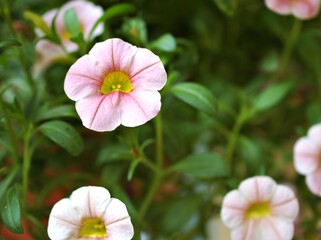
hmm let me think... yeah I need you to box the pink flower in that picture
[264,0,320,20]
[294,123,321,196]
[221,176,299,240]
[34,0,104,75]
[47,186,134,240]
[64,38,167,132]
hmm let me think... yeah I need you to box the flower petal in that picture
[264,0,291,15]
[69,186,112,219]
[238,176,277,202]
[291,0,320,20]
[103,198,134,239]
[306,168,321,196]
[129,48,167,91]
[47,198,81,240]
[270,185,299,220]
[221,190,248,229]
[308,123,321,147]
[120,90,161,127]
[294,137,320,175]
[75,93,122,132]
[64,55,104,101]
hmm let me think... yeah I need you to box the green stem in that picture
[22,124,34,209]
[138,114,164,221]
[225,106,246,173]
[273,18,302,81]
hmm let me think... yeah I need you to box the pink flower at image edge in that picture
[294,123,321,196]
[221,176,299,240]
[264,0,320,20]
[64,38,167,132]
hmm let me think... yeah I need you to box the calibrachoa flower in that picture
[264,0,320,20]
[294,123,321,196]
[64,38,167,132]
[34,0,104,75]
[47,186,134,240]
[221,176,299,240]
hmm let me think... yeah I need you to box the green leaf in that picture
[0,39,21,50]
[24,10,51,35]
[0,166,19,203]
[253,81,293,112]
[170,153,228,179]
[150,34,176,52]
[35,104,77,122]
[171,82,216,115]
[63,8,82,38]
[213,0,237,16]
[0,186,23,234]
[162,195,201,233]
[38,120,84,156]
[121,17,148,46]
[127,159,140,181]
[97,145,132,165]
[89,3,136,39]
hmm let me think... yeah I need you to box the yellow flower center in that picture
[79,218,107,238]
[100,71,133,95]
[245,202,271,219]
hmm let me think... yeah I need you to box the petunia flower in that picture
[294,123,321,196]
[64,38,167,132]
[47,186,134,240]
[34,0,104,75]
[221,176,299,240]
[264,0,320,20]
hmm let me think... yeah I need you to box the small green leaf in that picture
[150,34,176,52]
[127,159,140,181]
[0,166,19,203]
[35,104,77,122]
[121,17,148,45]
[89,3,136,39]
[170,153,228,179]
[0,186,23,234]
[38,120,84,156]
[253,81,293,112]
[63,8,82,38]
[24,10,51,35]
[213,0,237,16]
[162,195,201,233]
[0,40,21,50]
[171,82,216,115]
[97,145,132,165]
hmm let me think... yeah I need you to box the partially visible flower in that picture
[64,38,167,132]
[34,0,104,75]
[294,123,321,196]
[47,186,134,240]
[221,176,299,240]
[264,0,320,20]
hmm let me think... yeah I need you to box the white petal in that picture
[294,137,320,175]
[306,168,321,196]
[238,176,277,202]
[221,190,248,229]
[69,186,111,219]
[47,199,81,240]
[308,123,321,147]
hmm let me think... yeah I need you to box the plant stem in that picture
[22,124,34,209]
[225,106,246,173]
[138,114,164,221]
[273,18,302,81]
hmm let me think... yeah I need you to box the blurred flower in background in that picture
[264,0,320,19]
[47,186,134,240]
[64,38,167,132]
[33,0,104,75]
[221,176,299,240]
[294,123,321,196]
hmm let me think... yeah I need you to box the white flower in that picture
[47,186,134,240]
